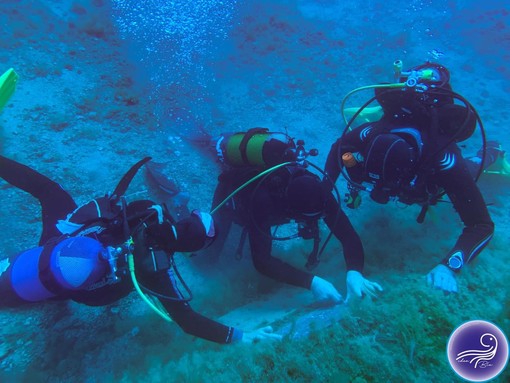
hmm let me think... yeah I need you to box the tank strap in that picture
[38,237,68,296]
[239,128,268,165]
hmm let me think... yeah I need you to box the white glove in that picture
[426,264,458,293]
[242,326,282,343]
[311,276,343,304]
[345,270,383,302]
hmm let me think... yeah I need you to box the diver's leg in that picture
[0,253,30,307]
[464,157,480,178]
[0,155,77,244]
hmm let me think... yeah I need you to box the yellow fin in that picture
[0,68,18,111]
[344,105,383,124]
[483,154,510,177]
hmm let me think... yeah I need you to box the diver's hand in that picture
[311,276,343,304]
[242,326,282,343]
[345,270,383,302]
[426,264,458,293]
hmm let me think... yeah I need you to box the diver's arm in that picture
[248,223,314,289]
[324,124,373,190]
[324,138,343,188]
[323,194,364,272]
[435,148,494,271]
[246,188,315,289]
[144,270,242,344]
[206,180,234,255]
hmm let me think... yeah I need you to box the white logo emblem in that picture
[456,333,498,368]
[447,320,509,381]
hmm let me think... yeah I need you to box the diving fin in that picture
[344,105,383,124]
[111,156,152,203]
[0,68,18,111]
[484,156,510,176]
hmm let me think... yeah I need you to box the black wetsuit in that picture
[324,121,494,270]
[211,166,365,289]
[0,155,238,344]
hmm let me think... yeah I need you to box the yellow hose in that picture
[340,82,406,126]
[210,161,292,215]
[127,252,172,323]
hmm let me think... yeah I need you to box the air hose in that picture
[127,248,173,323]
[340,82,406,125]
[210,161,293,214]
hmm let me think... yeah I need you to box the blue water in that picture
[0,0,509,382]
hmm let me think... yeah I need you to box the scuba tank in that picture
[216,127,296,168]
[8,236,108,302]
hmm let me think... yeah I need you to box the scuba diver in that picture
[202,128,382,303]
[324,61,495,293]
[0,69,279,344]
[0,154,284,343]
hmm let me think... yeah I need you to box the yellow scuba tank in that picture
[216,127,296,168]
